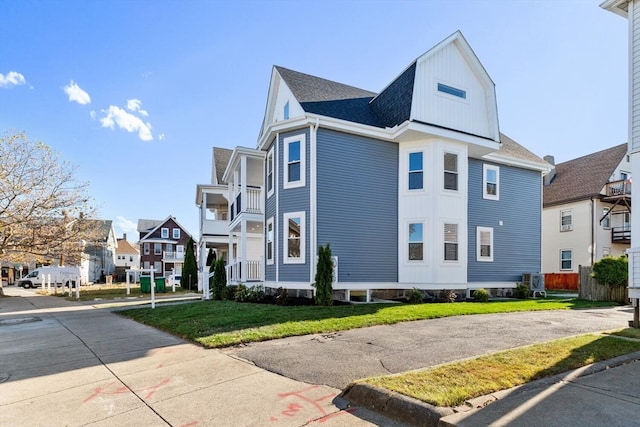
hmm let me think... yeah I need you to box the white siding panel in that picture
[632,1,640,152]
[411,42,496,140]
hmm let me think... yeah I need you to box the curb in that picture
[341,350,640,427]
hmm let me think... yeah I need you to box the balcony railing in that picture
[605,180,631,198]
[163,251,184,261]
[229,186,263,221]
[612,227,631,244]
[225,259,262,283]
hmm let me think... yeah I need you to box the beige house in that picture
[542,144,630,275]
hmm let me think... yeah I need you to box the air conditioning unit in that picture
[561,224,573,232]
[522,272,546,297]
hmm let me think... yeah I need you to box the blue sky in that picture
[0,0,628,241]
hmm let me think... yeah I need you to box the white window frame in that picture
[560,249,572,271]
[483,164,499,200]
[161,228,169,238]
[476,226,494,262]
[408,222,424,261]
[172,228,180,239]
[560,210,573,232]
[154,243,162,255]
[443,152,458,191]
[602,208,610,229]
[266,217,274,265]
[408,151,424,191]
[283,134,306,189]
[267,147,275,198]
[444,223,459,262]
[143,243,150,255]
[283,211,306,264]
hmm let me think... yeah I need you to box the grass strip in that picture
[118,298,615,348]
[361,332,640,407]
[37,283,194,301]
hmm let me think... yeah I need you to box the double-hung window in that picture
[477,227,493,262]
[143,243,150,255]
[283,211,305,264]
[266,148,274,197]
[266,217,274,265]
[283,135,305,189]
[408,223,423,261]
[172,228,180,239]
[483,164,499,200]
[444,153,458,191]
[602,208,610,229]
[161,228,169,238]
[560,249,572,270]
[154,243,162,255]
[408,152,423,190]
[560,210,573,232]
[444,223,458,261]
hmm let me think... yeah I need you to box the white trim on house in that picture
[266,146,275,198]
[483,164,500,200]
[266,217,274,265]
[283,211,306,264]
[283,134,306,189]
[476,226,494,262]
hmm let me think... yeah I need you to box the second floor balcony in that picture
[604,179,632,199]
[230,186,263,222]
[163,251,184,262]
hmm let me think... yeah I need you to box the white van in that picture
[17,266,83,289]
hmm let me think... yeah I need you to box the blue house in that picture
[218,31,550,301]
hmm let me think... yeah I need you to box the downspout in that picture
[590,197,595,266]
[275,132,280,285]
[310,118,319,286]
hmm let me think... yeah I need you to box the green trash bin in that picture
[155,277,166,293]
[140,276,151,293]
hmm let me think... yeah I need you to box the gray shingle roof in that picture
[543,143,628,207]
[213,147,232,185]
[370,62,416,128]
[275,66,376,102]
[499,133,548,165]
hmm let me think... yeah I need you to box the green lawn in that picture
[361,332,640,407]
[118,298,616,348]
[37,283,195,301]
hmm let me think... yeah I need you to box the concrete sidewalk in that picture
[0,288,401,427]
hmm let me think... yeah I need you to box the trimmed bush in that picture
[473,288,489,302]
[314,244,333,306]
[514,283,530,299]
[407,288,424,304]
[211,258,227,300]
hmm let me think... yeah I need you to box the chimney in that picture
[123,233,127,241]
[543,155,556,185]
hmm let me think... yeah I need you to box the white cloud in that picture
[127,99,148,116]
[115,216,138,239]
[0,71,26,88]
[64,81,91,104]
[89,111,96,120]
[100,105,153,141]
[158,133,165,141]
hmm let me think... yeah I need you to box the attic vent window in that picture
[437,83,466,99]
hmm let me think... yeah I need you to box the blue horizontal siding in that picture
[317,129,398,282]
[468,159,542,282]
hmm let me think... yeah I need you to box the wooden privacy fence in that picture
[578,265,628,303]
[544,273,579,290]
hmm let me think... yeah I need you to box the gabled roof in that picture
[543,143,628,207]
[138,219,163,233]
[83,219,113,243]
[494,133,550,169]
[213,147,233,185]
[139,216,193,242]
[116,239,139,254]
[274,66,384,127]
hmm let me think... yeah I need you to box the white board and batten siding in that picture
[632,0,640,153]
[411,39,499,142]
[398,139,468,286]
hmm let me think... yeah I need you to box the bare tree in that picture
[0,131,98,269]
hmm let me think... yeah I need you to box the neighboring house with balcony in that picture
[221,30,550,300]
[542,143,631,278]
[137,216,193,278]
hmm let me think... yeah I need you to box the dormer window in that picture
[437,82,466,99]
[284,101,290,120]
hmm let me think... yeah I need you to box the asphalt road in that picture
[225,306,633,389]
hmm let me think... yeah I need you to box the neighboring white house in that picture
[81,219,117,283]
[115,235,140,281]
[542,144,631,275]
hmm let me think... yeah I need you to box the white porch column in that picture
[240,155,247,213]
[241,220,247,282]
[201,242,209,298]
